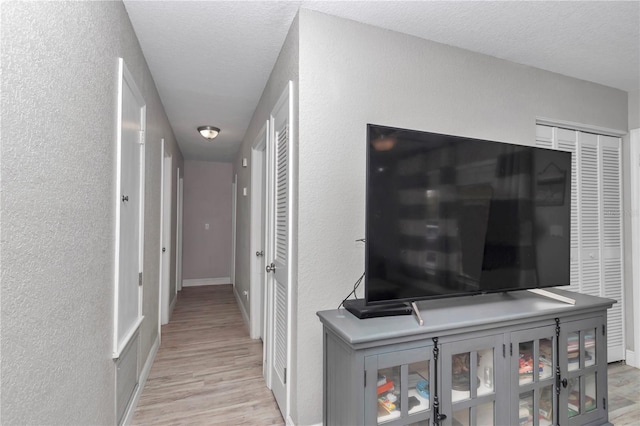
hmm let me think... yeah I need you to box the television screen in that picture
[366,124,572,304]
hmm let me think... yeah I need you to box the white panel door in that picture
[536,124,624,362]
[114,59,145,358]
[267,82,292,416]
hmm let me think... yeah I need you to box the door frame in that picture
[176,172,184,292]
[159,139,173,327]
[630,128,640,368]
[231,174,237,287]
[250,121,268,340]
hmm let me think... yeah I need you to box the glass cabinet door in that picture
[559,317,606,426]
[365,346,434,425]
[510,326,557,426]
[440,334,505,426]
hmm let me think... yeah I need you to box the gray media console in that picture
[317,289,614,426]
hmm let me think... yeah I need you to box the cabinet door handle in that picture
[561,378,568,388]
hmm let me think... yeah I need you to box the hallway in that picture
[132,285,284,425]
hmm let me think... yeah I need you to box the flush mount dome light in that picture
[197,126,220,140]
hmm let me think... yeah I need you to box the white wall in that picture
[1,2,183,423]
[294,9,628,424]
[233,15,299,326]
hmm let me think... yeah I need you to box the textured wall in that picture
[233,15,299,326]
[295,9,628,424]
[183,161,232,280]
[1,2,183,424]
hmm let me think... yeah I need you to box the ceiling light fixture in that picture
[197,126,220,140]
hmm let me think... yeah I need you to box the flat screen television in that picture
[366,124,571,305]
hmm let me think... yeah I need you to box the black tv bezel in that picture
[364,123,571,306]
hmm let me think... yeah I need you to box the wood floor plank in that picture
[132,285,283,426]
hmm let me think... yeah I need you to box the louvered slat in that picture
[275,124,288,262]
[601,142,621,248]
[274,279,287,381]
[579,137,600,251]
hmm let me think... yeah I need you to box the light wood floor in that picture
[608,362,640,425]
[132,285,284,425]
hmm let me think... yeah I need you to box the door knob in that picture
[561,378,568,388]
[266,263,276,273]
[162,247,166,253]
[256,251,264,257]
[122,195,129,202]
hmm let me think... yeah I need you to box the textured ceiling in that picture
[123,1,640,162]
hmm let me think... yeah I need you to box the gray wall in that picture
[233,15,299,324]
[183,161,232,280]
[294,9,628,425]
[1,2,183,424]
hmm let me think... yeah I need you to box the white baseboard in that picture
[287,417,317,426]
[182,277,231,287]
[121,334,160,426]
[626,349,638,368]
[233,286,251,333]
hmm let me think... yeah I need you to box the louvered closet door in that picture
[536,125,624,362]
[600,136,624,361]
[578,132,602,297]
[269,82,292,415]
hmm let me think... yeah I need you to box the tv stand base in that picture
[342,299,412,319]
[527,288,576,305]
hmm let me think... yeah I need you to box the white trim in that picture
[285,416,298,426]
[285,80,296,422]
[233,286,251,332]
[158,139,165,335]
[120,334,160,426]
[182,277,231,287]
[250,121,268,340]
[231,174,237,286]
[176,175,184,292]
[626,350,638,368]
[536,116,627,137]
[630,128,640,367]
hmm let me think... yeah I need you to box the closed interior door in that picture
[267,82,292,416]
[160,149,172,325]
[114,58,145,358]
[259,149,266,340]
